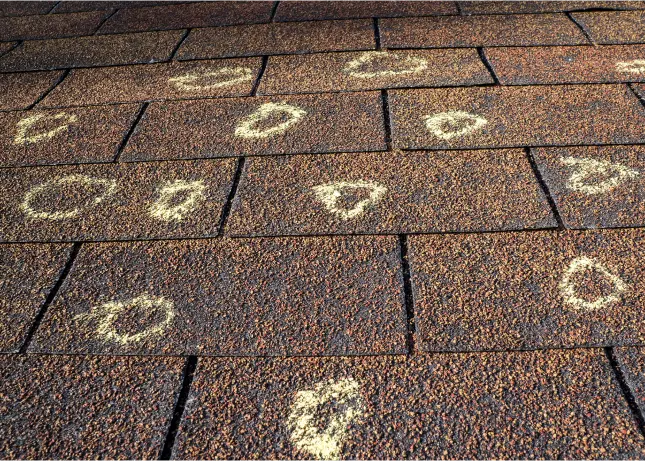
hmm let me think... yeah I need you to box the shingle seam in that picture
[381,89,392,149]
[627,82,645,113]
[398,235,416,355]
[17,242,82,353]
[169,28,191,61]
[46,1,61,15]
[477,47,500,85]
[28,68,70,110]
[217,157,246,236]
[604,347,645,443]
[159,355,198,460]
[113,102,149,162]
[566,11,596,45]
[525,147,564,229]
[373,18,381,50]
[93,8,120,35]
[250,55,268,96]
[269,1,279,22]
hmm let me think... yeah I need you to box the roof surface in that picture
[3,0,645,459]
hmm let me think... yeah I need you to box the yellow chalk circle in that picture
[287,378,364,460]
[149,179,206,222]
[74,293,175,345]
[424,111,487,140]
[20,174,117,220]
[168,67,254,90]
[312,180,387,220]
[560,156,639,195]
[234,102,307,139]
[615,60,645,74]
[343,51,428,79]
[559,256,628,311]
[13,112,78,145]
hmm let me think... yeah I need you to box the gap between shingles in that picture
[398,235,416,355]
[525,147,565,229]
[565,11,597,46]
[113,102,149,162]
[604,347,645,442]
[477,47,500,85]
[28,68,70,110]
[159,355,198,460]
[18,242,82,353]
[217,157,246,236]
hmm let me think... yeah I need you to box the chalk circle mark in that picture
[287,378,364,460]
[560,156,640,195]
[234,102,307,139]
[343,51,428,79]
[14,112,78,145]
[168,67,254,90]
[20,174,117,220]
[559,256,628,311]
[312,180,387,220]
[424,111,487,140]
[74,293,175,345]
[149,179,206,222]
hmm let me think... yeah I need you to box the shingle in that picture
[0,1,56,17]
[226,149,555,236]
[0,10,106,42]
[615,346,645,417]
[258,49,493,95]
[571,10,645,44]
[52,1,182,14]
[411,229,645,351]
[460,1,645,15]
[41,58,262,107]
[0,70,63,110]
[31,236,408,355]
[176,19,375,59]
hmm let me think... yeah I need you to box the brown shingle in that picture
[571,10,645,44]
[411,229,645,351]
[0,105,140,167]
[42,58,262,107]
[122,92,386,161]
[0,70,63,110]
[0,159,236,242]
[389,85,645,149]
[98,1,273,34]
[176,19,375,59]
[274,1,457,22]
[226,149,555,236]
[0,1,56,17]
[380,13,589,48]
[0,244,71,352]
[533,145,645,229]
[0,10,106,42]
[173,351,645,459]
[0,30,184,72]
[31,236,407,355]
[460,1,645,15]
[258,49,493,95]
[486,44,645,84]
[0,355,183,459]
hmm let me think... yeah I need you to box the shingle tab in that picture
[41,58,262,107]
[571,10,645,44]
[380,13,588,48]
[389,85,645,149]
[31,236,407,355]
[0,104,140,167]
[0,1,56,17]
[0,243,71,351]
[615,347,645,417]
[411,229,645,352]
[486,44,645,84]
[98,1,273,34]
[226,150,555,236]
[0,30,184,72]
[534,145,645,229]
[258,49,493,95]
[460,1,645,15]
[173,350,645,459]
[274,1,457,22]
[122,92,386,161]
[0,354,183,459]
[0,159,236,242]
[176,19,375,59]
[0,10,106,42]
